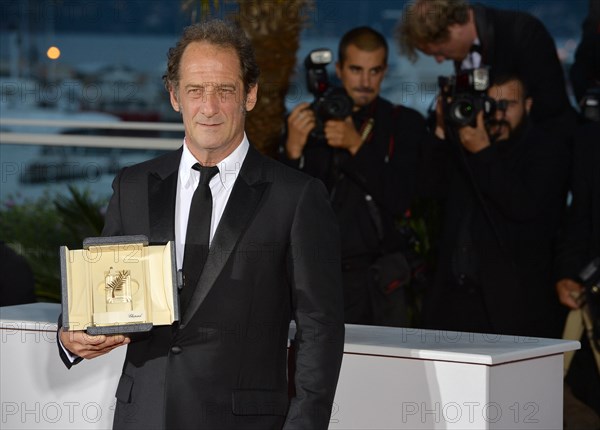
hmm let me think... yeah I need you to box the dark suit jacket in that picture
[59,145,345,430]
[470,4,577,129]
[555,121,600,280]
[421,125,570,338]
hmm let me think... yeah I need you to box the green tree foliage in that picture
[0,186,106,302]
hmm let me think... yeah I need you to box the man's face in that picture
[417,24,472,63]
[169,41,257,161]
[486,79,532,142]
[335,44,387,108]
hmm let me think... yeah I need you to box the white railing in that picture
[0,118,185,150]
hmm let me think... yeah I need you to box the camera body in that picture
[438,67,497,128]
[304,48,354,141]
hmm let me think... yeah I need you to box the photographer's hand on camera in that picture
[285,102,316,159]
[556,278,585,310]
[324,116,363,155]
[457,110,491,153]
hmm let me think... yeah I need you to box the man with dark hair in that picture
[396,0,577,133]
[420,75,570,338]
[58,19,344,430]
[280,26,428,326]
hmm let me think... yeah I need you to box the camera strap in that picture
[386,105,403,163]
[360,118,375,144]
[358,101,378,145]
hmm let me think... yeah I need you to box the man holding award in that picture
[58,19,345,430]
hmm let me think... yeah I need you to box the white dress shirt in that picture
[175,136,248,270]
[460,38,482,70]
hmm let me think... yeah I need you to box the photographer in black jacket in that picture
[420,73,570,338]
[280,27,428,326]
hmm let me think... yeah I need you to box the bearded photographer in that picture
[279,27,428,326]
[420,74,570,338]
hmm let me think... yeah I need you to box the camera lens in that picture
[450,100,476,126]
[456,103,474,119]
[316,87,353,120]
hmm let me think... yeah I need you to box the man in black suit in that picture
[395,0,577,135]
[58,20,344,430]
[420,74,570,338]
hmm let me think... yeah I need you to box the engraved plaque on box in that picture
[60,235,180,335]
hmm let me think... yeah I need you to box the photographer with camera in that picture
[280,26,428,326]
[395,0,577,140]
[419,72,570,338]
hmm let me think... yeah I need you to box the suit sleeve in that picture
[284,178,345,430]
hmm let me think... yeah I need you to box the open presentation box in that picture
[60,235,180,335]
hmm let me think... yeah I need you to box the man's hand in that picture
[285,102,316,159]
[556,278,584,310]
[59,328,130,360]
[458,111,490,153]
[324,116,362,155]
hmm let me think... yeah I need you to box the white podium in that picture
[1,303,579,429]
[332,324,579,429]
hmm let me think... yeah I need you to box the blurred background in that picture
[0,0,590,302]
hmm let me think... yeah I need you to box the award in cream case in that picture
[60,235,180,335]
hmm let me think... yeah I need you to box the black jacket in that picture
[59,146,345,430]
[281,97,426,262]
[422,123,571,338]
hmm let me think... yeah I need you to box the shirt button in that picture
[171,345,182,355]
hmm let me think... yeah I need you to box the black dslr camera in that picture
[438,67,497,128]
[578,257,600,348]
[304,48,354,141]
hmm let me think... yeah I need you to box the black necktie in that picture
[180,163,219,313]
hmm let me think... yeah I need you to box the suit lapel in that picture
[472,4,494,65]
[148,149,181,243]
[180,146,269,327]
